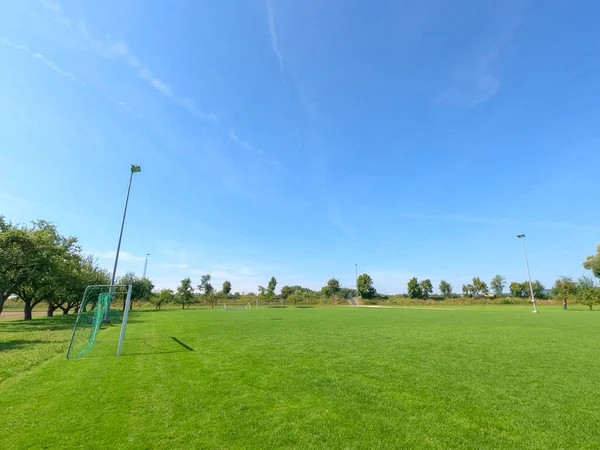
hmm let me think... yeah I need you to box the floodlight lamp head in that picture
[517,234,525,238]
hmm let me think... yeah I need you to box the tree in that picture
[462,284,475,297]
[439,280,453,297]
[531,280,545,299]
[288,291,303,307]
[153,289,174,310]
[323,278,341,296]
[577,276,600,310]
[357,273,376,299]
[119,272,154,309]
[490,275,506,296]
[222,280,232,297]
[281,285,293,300]
[12,221,81,320]
[472,277,488,296]
[552,276,577,310]
[267,277,277,297]
[509,281,526,298]
[420,279,433,299]
[407,278,422,299]
[583,244,600,278]
[198,274,215,308]
[176,278,194,309]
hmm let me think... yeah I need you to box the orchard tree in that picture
[439,280,452,297]
[119,272,154,309]
[176,278,195,309]
[357,273,376,299]
[509,281,526,298]
[324,278,341,296]
[198,274,215,308]
[577,276,600,310]
[153,289,174,310]
[490,275,506,296]
[420,279,433,299]
[552,276,577,310]
[407,278,422,299]
[222,280,232,297]
[583,244,600,278]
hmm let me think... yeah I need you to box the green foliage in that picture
[439,280,453,297]
[281,285,292,300]
[357,273,376,299]
[222,280,232,297]
[152,289,175,310]
[323,278,341,296]
[119,272,155,306]
[583,244,600,278]
[198,274,216,308]
[419,279,433,299]
[490,275,506,296]
[472,277,488,296]
[509,281,527,298]
[267,277,277,296]
[577,276,600,310]
[462,284,475,297]
[176,278,195,309]
[407,278,423,299]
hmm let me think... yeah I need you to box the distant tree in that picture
[281,285,293,300]
[583,244,600,278]
[119,272,154,309]
[577,276,600,310]
[531,280,545,299]
[439,280,453,297]
[552,276,577,310]
[176,278,194,309]
[462,284,476,297]
[323,278,341,296]
[267,277,278,297]
[490,275,506,296]
[153,289,174,310]
[509,281,527,298]
[472,277,488,296]
[233,292,241,300]
[357,273,376,299]
[222,280,232,297]
[408,278,422,299]
[419,279,433,299]
[289,291,303,307]
[198,274,215,308]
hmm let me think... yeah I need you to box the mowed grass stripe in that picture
[0,307,599,449]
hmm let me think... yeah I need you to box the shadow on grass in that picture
[171,337,195,351]
[0,339,52,351]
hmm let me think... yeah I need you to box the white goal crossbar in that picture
[222,303,251,310]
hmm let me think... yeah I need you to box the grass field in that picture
[1,306,599,449]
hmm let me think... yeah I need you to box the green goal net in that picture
[66,285,130,360]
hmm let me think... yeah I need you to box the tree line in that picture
[3,215,600,317]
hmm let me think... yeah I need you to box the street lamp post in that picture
[517,234,538,313]
[106,164,141,320]
[142,253,151,279]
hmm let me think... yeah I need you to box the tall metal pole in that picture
[355,263,358,296]
[142,253,150,279]
[517,234,538,313]
[106,165,140,320]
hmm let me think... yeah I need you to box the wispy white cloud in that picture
[438,50,499,107]
[1,37,86,86]
[229,130,284,169]
[159,263,191,269]
[96,251,146,262]
[267,0,285,78]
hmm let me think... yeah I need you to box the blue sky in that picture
[1,0,599,294]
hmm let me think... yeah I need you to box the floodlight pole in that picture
[517,234,538,313]
[142,253,151,278]
[355,263,358,297]
[106,165,141,320]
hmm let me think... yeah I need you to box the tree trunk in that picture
[62,309,69,315]
[563,300,567,310]
[590,305,593,311]
[182,303,184,310]
[0,292,6,315]
[23,300,33,321]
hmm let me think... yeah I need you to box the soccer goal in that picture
[222,303,251,310]
[66,284,132,360]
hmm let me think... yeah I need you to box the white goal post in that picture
[222,303,251,310]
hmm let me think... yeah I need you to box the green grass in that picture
[1,306,599,449]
